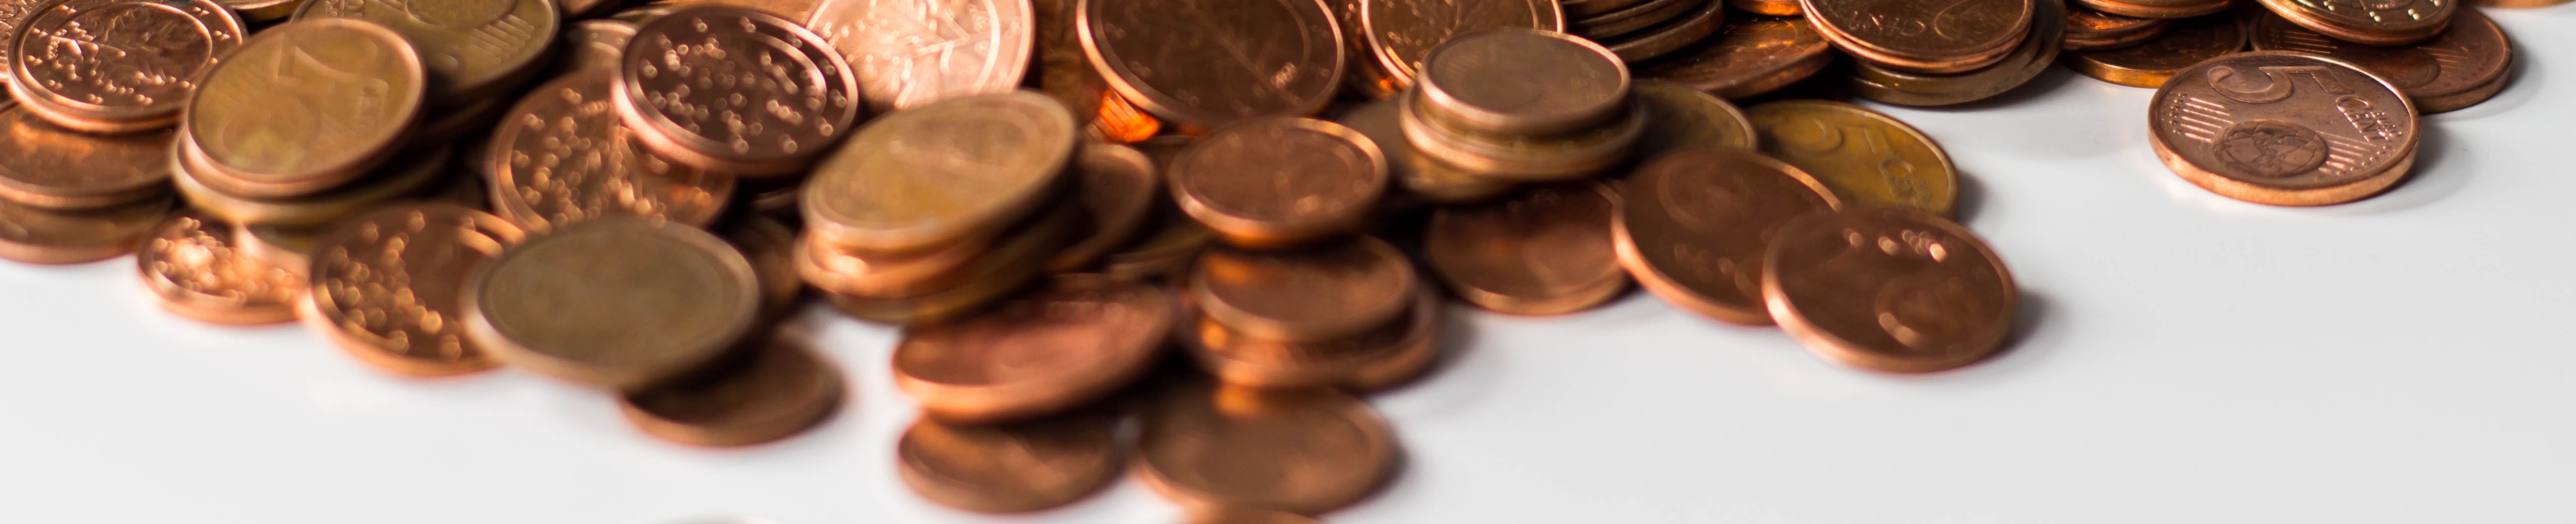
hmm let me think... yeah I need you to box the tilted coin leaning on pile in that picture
[0,0,2543,518]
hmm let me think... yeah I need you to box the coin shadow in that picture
[1941,289,2061,379]
[2316,121,2471,215]
[1951,171,1991,225]
[1374,302,1486,397]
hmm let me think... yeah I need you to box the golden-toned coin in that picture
[805,0,1033,112]
[1414,28,1630,136]
[0,194,167,264]
[1574,0,1699,40]
[802,91,1075,253]
[1612,147,1839,324]
[1726,0,1799,14]
[896,410,1120,513]
[1137,384,1395,515]
[2250,7,2511,113]
[463,217,761,390]
[487,69,735,233]
[1803,0,2032,73]
[302,203,525,377]
[1183,289,1441,391]
[616,6,861,175]
[1170,117,1386,248]
[894,275,1173,423]
[0,104,172,210]
[724,215,804,321]
[819,197,1091,324]
[184,18,425,199]
[1848,0,2064,106]
[2147,51,2418,206]
[1333,98,1512,204]
[234,222,321,273]
[1048,144,1160,272]
[1634,15,1836,100]
[557,19,638,75]
[2072,0,2229,18]
[1358,0,1565,91]
[174,142,452,228]
[1764,207,2016,373]
[136,212,303,324]
[295,0,560,105]
[1079,0,1344,131]
[2061,4,2170,50]
[1424,182,1627,315]
[1400,93,1647,181]
[1747,100,1956,215]
[1191,236,1417,343]
[2066,14,2243,88]
[1633,81,1757,160]
[8,0,245,133]
[2255,0,2454,46]
[620,333,846,446]
[1597,0,1726,63]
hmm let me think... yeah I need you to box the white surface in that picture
[5,9,2575,524]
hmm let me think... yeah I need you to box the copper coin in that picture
[136,212,303,324]
[1763,206,2016,373]
[302,203,526,377]
[0,0,40,84]
[183,18,425,199]
[295,0,560,105]
[2067,14,2244,88]
[1725,0,1800,15]
[801,91,1075,253]
[2256,0,2454,46]
[725,215,804,321]
[1359,0,1563,91]
[1747,101,1956,215]
[1633,15,1837,100]
[819,196,1092,324]
[1079,0,1344,131]
[1031,0,1161,142]
[896,410,1120,513]
[1571,0,1695,40]
[1137,384,1395,515]
[793,227,985,299]
[234,222,320,273]
[408,91,514,149]
[1170,117,1386,248]
[1562,0,1652,17]
[1424,182,1627,315]
[174,141,453,228]
[2147,51,2418,206]
[2061,4,2170,50]
[2072,0,2229,18]
[1804,0,2032,73]
[557,19,638,75]
[1846,0,2064,106]
[1597,0,1727,63]
[463,217,761,390]
[1400,93,1647,182]
[2250,8,2510,113]
[620,333,846,446]
[893,275,1173,423]
[1633,81,1757,160]
[806,0,1032,113]
[1612,147,1839,324]
[1048,143,1161,272]
[1100,212,1215,283]
[1333,98,1512,204]
[2471,0,2571,6]
[1414,28,1630,136]
[488,69,735,233]
[616,6,860,175]
[1186,509,1324,524]
[1192,236,1416,343]
[8,0,243,132]
[660,0,824,18]
[0,193,167,264]
[1183,288,1442,391]
[0,103,173,210]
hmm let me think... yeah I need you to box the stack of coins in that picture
[2062,12,2245,88]
[1338,0,1565,99]
[1807,0,2062,106]
[1394,29,1644,199]
[1631,14,1839,100]
[1564,0,1727,63]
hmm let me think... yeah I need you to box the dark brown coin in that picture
[1803,0,2032,73]
[1182,290,1441,391]
[620,333,846,446]
[1191,236,1418,343]
[1080,0,1344,131]
[1169,117,1386,248]
[1613,147,1839,325]
[1101,213,1216,283]
[617,6,861,175]
[0,103,173,210]
[464,217,762,390]
[2065,14,2243,88]
[896,410,1120,513]
[893,275,1173,423]
[1137,384,1395,515]
[488,69,735,233]
[2250,8,2511,113]
[1764,207,2016,373]
[1047,144,1161,272]
[2060,4,2170,50]
[558,19,638,75]
[2147,51,2418,206]
[136,212,303,324]
[1633,15,1837,100]
[2256,0,2454,45]
[303,204,525,377]
[8,0,245,132]
[1423,182,1627,315]
[0,193,167,265]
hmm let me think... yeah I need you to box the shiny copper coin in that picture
[1333,98,1512,204]
[8,0,243,133]
[1571,0,1695,40]
[488,69,734,233]
[802,91,1075,253]
[1186,509,1324,524]
[2072,0,2230,18]
[1747,101,1955,215]
[1359,0,1564,91]
[175,142,453,228]
[0,193,167,264]
[897,410,1120,513]
[1802,0,2032,73]
[1048,144,1160,272]
[1634,15,1837,100]
[2250,8,2511,113]
[2256,0,2454,46]
[1633,81,1757,160]
[1598,0,1727,63]
[1170,117,1386,248]
[819,196,1091,324]
[1137,384,1395,515]
[1400,93,1646,181]
[560,0,618,16]
[2147,51,2418,206]
[616,6,860,175]
[725,215,804,321]
[1415,28,1630,136]
[2067,14,2244,88]
[1079,0,1344,131]
[1612,147,1839,325]
[234,222,320,274]
[2060,4,2170,50]
[463,217,761,390]
[1846,0,2064,106]
[1032,0,1160,141]
[183,18,425,200]
[621,333,846,446]
[1424,182,1627,315]
[893,275,1172,423]
[302,204,525,377]
[295,0,560,105]
[1183,289,1442,391]
[1192,236,1417,343]
[136,212,302,324]
[1763,207,2016,373]
[806,0,1033,112]
[0,104,172,210]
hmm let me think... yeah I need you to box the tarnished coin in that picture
[0,193,167,264]
[488,69,734,233]
[184,18,425,199]
[1137,384,1395,515]
[1079,0,1344,131]
[296,0,559,104]
[1747,101,1956,215]
[1401,94,1646,181]
[2067,15,2243,88]
[1634,15,1836,100]
[2147,51,2418,206]
[463,217,761,390]
[1048,144,1161,272]
[1612,147,1839,325]
[1333,98,1511,204]
[302,204,525,377]
[1170,117,1386,248]
[1360,0,1563,92]
[1846,0,2063,106]
[1415,28,1629,136]
[2072,0,2228,18]
[617,6,861,175]
[1597,0,1726,63]
[136,212,303,324]
[1424,182,1626,315]
[893,275,1172,423]
[2061,4,2169,50]
[1802,0,2032,73]
[1191,236,1417,343]
[2250,8,2510,113]
[0,104,173,210]
[9,0,244,132]
[620,333,845,446]
[2255,0,2454,46]
[1726,0,1799,15]
[1574,0,1698,40]
[175,141,453,228]
[802,91,1075,253]
[807,0,1033,112]
[897,411,1120,513]
[1764,207,2016,373]
[1633,81,1757,160]
[1184,286,1442,391]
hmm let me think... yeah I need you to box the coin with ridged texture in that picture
[183,18,425,199]
[1612,147,1839,325]
[1079,0,1344,131]
[1169,117,1385,248]
[295,0,560,104]
[620,333,845,446]
[136,212,303,324]
[1748,101,1955,215]
[806,0,1033,112]
[1137,384,1395,515]
[893,275,1171,423]
[301,203,525,377]
[897,410,1120,513]
[2146,51,2417,206]
[463,216,761,390]
[0,104,173,210]
[1191,236,1416,343]
[488,69,734,233]
[1764,207,2015,373]
[8,0,244,132]
[802,91,1075,253]
[617,6,860,175]
[0,193,167,264]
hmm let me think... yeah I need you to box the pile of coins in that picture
[0,0,2559,520]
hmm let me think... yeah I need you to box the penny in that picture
[0,0,35,83]
[806,0,1033,112]
[0,193,167,264]
[175,140,452,228]
[8,0,244,133]
[0,104,173,210]
[725,215,803,321]
[1360,0,1563,92]
[802,91,1075,253]
[1423,182,1626,315]
[2147,51,2418,206]
[184,18,425,199]
[819,196,1091,324]
[1137,383,1395,515]
[1725,0,1799,15]
[2250,8,2510,114]
[621,332,844,446]
[558,19,637,75]
[2071,0,2228,18]
[893,275,1172,423]
[1764,207,2016,373]
[1598,0,1726,63]
[488,69,734,233]
[610,2,678,22]
[1803,0,2031,74]
[1634,15,1836,100]
[896,410,1120,513]
[1415,28,1629,136]
[136,212,303,324]
[1401,94,1646,182]
[1847,0,2064,106]
[2255,0,2454,46]
[1170,117,1386,248]
[1047,144,1160,272]
[616,6,860,175]
[1080,0,1344,131]
[1333,98,1512,204]
[1031,0,1159,142]
[1101,214,1215,283]
[301,203,525,377]
[463,217,761,390]
[1747,101,1955,215]
[296,0,559,105]
[1191,237,1416,343]
[2060,5,2169,51]
[1187,509,1324,524]
[1562,0,1651,17]
[234,222,320,273]
[1612,147,1839,324]
[2067,15,2243,88]
[1569,0,1691,40]
[1633,81,1757,160]
[794,227,985,299]
[1184,286,1442,391]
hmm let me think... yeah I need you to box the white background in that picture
[5,7,2574,524]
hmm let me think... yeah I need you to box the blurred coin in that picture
[1334,98,1512,203]
[1360,0,1564,91]
[487,69,734,233]
[295,0,559,105]
[184,18,425,199]
[659,0,823,17]
[1633,16,1836,100]
[1101,213,1215,283]
[0,0,34,83]
[1570,0,1691,40]
[223,0,305,19]
[2147,51,2417,206]
[1747,101,1956,215]
[2249,8,2510,113]
[1563,0,1651,17]
[1414,28,1630,136]
[0,194,168,264]
[1632,81,1757,159]
[1170,117,1386,248]
[794,230,986,299]
[2061,4,2170,50]
[806,0,1032,112]
[1802,0,2031,73]
[820,197,1091,324]
[1047,144,1160,272]
[136,212,303,324]
[621,333,844,446]
[1183,289,1441,391]
[408,93,513,148]
[2072,0,2228,18]
[616,6,860,175]
[2066,14,2243,88]
[1596,0,1726,63]
[723,215,803,321]
[1725,0,1799,15]
[896,410,1120,513]
[1191,236,1416,343]
[234,222,320,274]
[1846,0,2063,105]
[1030,0,1162,142]
[802,91,1074,253]
[1400,94,1646,181]
[893,275,1171,423]
[1423,182,1626,315]
[558,19,638,75]
[1764,207,2015,373]
[8,0,244,132]
[0,104,172,210]
[302,204,525,376]
[2255,0,2453,45]
[1137,384,1395,515]
[464,217,761,390]
[1612,147,1838,324]
[175,141,452,228]
[1079,0,1344,131]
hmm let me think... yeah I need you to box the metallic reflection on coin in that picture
[464,217,761,390]
[617,6,861,175]
[303,203,525,376]
[1764,206,2016,373]
[807,0,1034,112]
[9,0,245,132]
[2146,51,2418,206]
[1612,147,1838,324]
[1747,101,1956,215]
